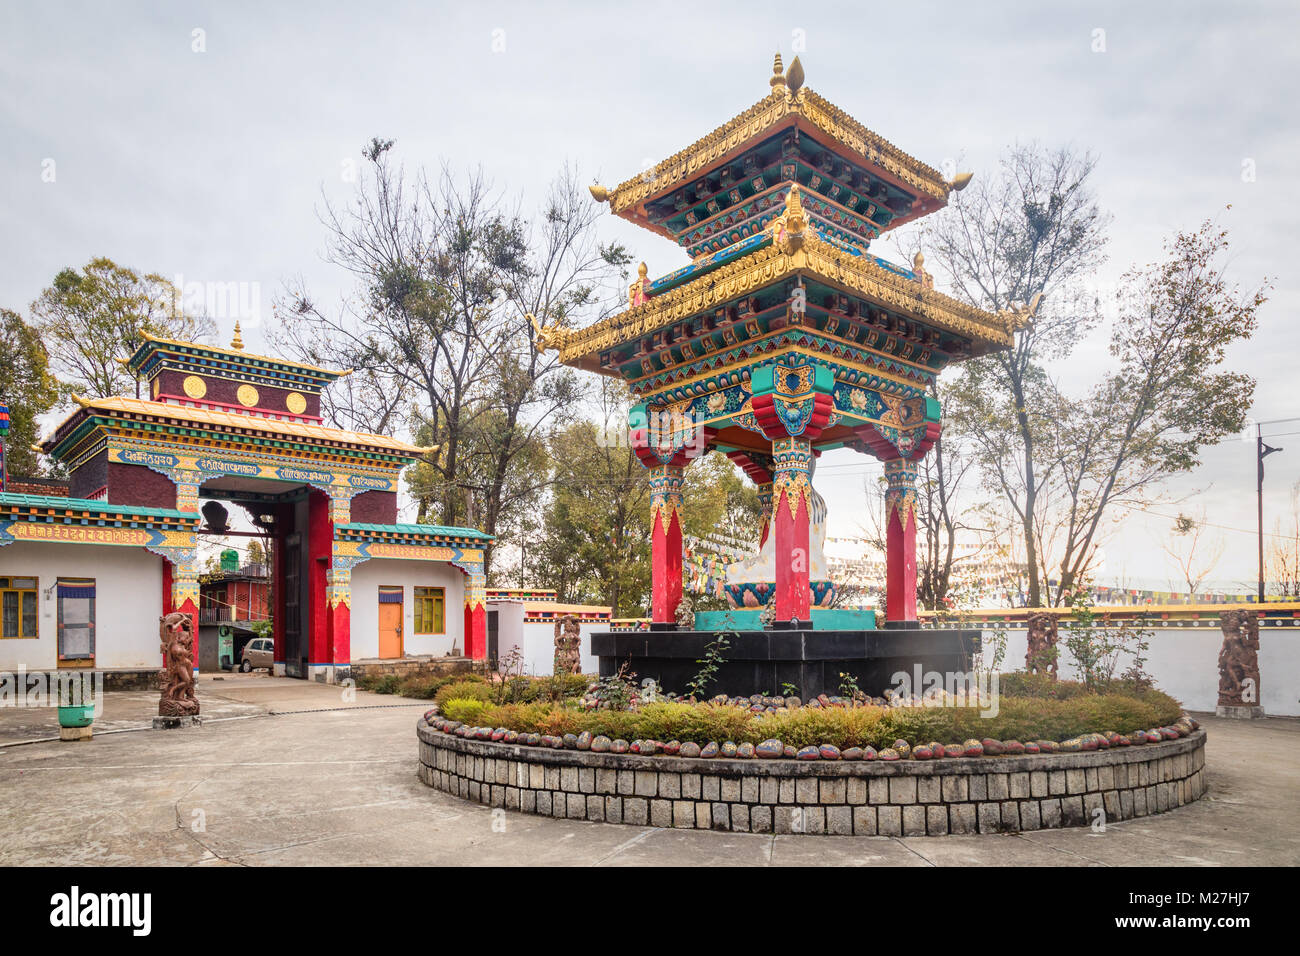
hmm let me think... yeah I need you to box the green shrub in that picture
[441,698,491,724]
[460,685,1184,748]
[370,674,402,695]
[434,680,493,707]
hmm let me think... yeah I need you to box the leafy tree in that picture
[1048,218,1266,600]
[0,309,60,477]
[276,144,628,577]
[29,257,214,398]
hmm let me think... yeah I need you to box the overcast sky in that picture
[2,1,1297,590]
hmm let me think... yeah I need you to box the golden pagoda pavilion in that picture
[538,55,1030,694]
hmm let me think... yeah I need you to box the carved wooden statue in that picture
[553,613,581,676]
[1025,611,1059,679]
[158,612,200,717]
[1217,609,1261,710]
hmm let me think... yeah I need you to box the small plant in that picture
[434,680,493,708]
[589,662,640,711]
[685,631,733,700]
[371,674,401,695]
[780,681,800,698]
[837,671,861,700]
[490,647,527,706]
[441,698,490,724]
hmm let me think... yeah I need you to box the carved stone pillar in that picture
[1217,609,1264,718]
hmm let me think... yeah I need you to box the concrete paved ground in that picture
[1,677,1296,866]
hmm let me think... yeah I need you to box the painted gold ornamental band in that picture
[416,720,1207,836]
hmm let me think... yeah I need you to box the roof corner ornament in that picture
[912,251,934,289]
[998,292,1044,331]
[588,183,610,204]
[527,312,568,354]
[230,320,245,351]
[628,262,651,309]
[772,184,807,255]
[946,172,974,193]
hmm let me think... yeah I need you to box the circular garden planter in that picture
[416,717,1208,836]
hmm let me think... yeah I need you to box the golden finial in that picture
[785,56,805,93]
[770,52,786,89]
[589,183,610,203]
[637,262,648,280]
[913,251,934,289]
[230,320,244,351]
[785,184,805,230]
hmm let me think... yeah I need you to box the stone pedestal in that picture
[1215,704,1265,719]
[58,725,93,741]
[592,627,980,699]
[152,715,203,730]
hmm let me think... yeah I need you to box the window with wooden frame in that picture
[0,576,38,639]
[413,587,445,634]
[56,578,95,661]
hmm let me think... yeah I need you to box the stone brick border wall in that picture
[416,720,1207,836]
[350,658,479,682]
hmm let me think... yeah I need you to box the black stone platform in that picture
[591,628,981,699]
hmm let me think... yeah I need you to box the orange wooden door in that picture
[378,600,403,659]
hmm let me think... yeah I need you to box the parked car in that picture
[240,637,274,672]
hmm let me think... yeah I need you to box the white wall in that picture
[0,541,163,671]
[978,626,1299,716]
[496,617,602,677]
[348,557,465,660]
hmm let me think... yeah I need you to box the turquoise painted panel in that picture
[810,608,878,630]
[693,609,764,631]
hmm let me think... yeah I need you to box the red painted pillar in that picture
[307,489,332,671]
[649,464,685,623]
[884,457,919,623]
[272,505,287,669]
[772,437,813,623]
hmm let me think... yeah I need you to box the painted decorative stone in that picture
[423,709,437,722]
[576,731,592,750]
[757,739,784,759]
[945,744,965,758]
[1001,740,1026,755]
[980,738,1003,756]
[611,739,630,754]
[927,741,945,758]
[641,740,659,756]
[700,741,720,758]
[679,741,702,758]
[817,694,832,708]
[796,745,821,760]
[1115,734,1131,747]
[878,748,901,761]
[721,741,739,758]
[591,735,612,753]
[474,727,492,741]
[526,733,541,746]
[892,739,912,759]
[783,745,798,758]
[1059,737,1083,753]
[912,745,933,760]
[842,747,865,760]
[963,742,984,757]
[819,743,842,760]
[862,745,878,760]
[562,733,579,749]
[807,698,822,708]
[1103,731,1122,746]
[663,740,681,756]
[490,728,508,741]
[1080,735,1100,751]
[736,742,756,759]
[1023,741,1040,754]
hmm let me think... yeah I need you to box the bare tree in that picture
[921,144,1111,606]
[1162,509,1225,597]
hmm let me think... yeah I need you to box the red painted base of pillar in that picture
[330,601,351,667]
[464,603,486,659]
[774,491,811,622]
[651,510,683,624]
[307,490,332,666]
[885,506,918,623]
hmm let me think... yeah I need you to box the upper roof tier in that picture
[589,55,967,258]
